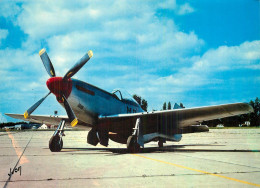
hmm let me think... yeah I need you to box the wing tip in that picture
[248,104,254,113]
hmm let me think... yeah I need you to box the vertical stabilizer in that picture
[173,103,183,109]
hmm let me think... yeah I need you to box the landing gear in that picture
[127,135,140,153]
[87,128,99,146]
[158,140,163,148]
[126,118,143,153]
[158,138,165,148]
[49,120,65,152]
[49,135,63,152]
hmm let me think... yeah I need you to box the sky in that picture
[0,0,259,122]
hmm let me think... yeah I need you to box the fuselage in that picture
[64,79,144,126]
[46,77,182,144]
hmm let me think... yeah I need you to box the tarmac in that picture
[0,129,260,188]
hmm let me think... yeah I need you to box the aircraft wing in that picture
[98,102,253,143]
[100,102,253,127]
[5,113,90,128]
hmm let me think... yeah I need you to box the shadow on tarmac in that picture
[60,144,260,155]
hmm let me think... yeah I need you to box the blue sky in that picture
[0,0,259,122]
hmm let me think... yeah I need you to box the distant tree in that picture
[163,102,167,110]
[221,116,241,127]
[0,122,28,129]
[168,102,171,110]
[180,103,185,108]
[202,119,222,127]
[141,99,148,112]
[133,94,141,105]
[249,97,260,126]
[133,94,148,112]
[239,113,250,125]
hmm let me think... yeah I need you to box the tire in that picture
[127,135,140,153]
[87,128,99,146]
[49,135,63,152]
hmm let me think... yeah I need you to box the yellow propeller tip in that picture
[71,118,78,127]
[39,48,46,56]
[24,111,29,119]
[88,50,93,58]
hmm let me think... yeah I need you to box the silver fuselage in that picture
[64,79,144,125]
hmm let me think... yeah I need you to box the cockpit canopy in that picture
[112,89,140,108]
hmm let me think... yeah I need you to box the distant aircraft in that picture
[6,49,253,152]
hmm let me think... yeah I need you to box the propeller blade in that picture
[62,95,78,127]
[24,92,51,119]
[63,50,93,80]
[39,48,56,77]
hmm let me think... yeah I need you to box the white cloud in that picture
[143,40,260,107]
[0,113,7,123]
[15,1,199,49]
[0,0,258,114]
[0,29,8,45]
[6,0,204,80]
[177,3,195,15]
[0,29,8,38]
[87,40,259,110]
[16,1,152,39]
[158,0,177,10]
[0,0,21,20]
[161,40,260,85]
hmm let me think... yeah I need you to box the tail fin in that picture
[173,103,183,109]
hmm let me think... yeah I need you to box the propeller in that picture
[63,50,93,80]
[39,49,56,77]
[24,92,51,119]
[62,95,78,127]
[24,49,93,127]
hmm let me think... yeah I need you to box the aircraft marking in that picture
[76,85,95,96]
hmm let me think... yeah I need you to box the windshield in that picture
[112,89,137,103]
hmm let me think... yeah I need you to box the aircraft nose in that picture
[46,77,72,102]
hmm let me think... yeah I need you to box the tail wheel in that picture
[127,135,140,153]
[158,138,164,148]
[158,140,163,148]
[49,135,63,152]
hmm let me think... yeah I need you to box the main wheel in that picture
[49,135,63,152]
[87,128,99,146]
[127,135,140,153]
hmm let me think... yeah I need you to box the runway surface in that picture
[0,129,260,188]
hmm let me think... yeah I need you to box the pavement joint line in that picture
[2,170,260,183]
[132,154,260,187]
[176,153,260,170]
[3,133,33,188]
[1,170,260,183]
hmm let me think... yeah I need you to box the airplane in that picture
[6,49,253,153]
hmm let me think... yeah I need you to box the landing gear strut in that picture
[158,139,164,148]
[158,137,166,148]
[127,118,142,153]
[49,120,65,152]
